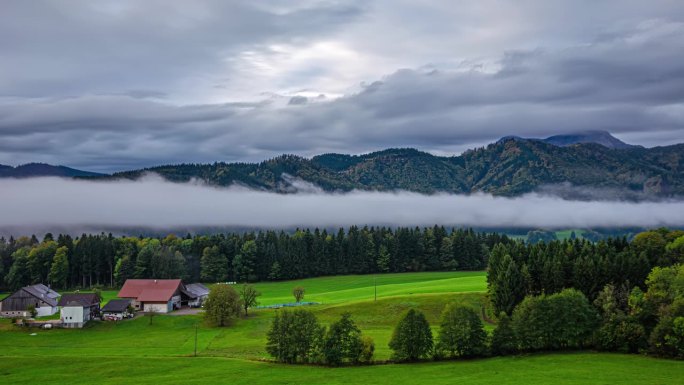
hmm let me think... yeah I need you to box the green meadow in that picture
[1,271,682,384]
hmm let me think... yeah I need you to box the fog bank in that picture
[0,176,683,232]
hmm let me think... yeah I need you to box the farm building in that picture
[101,299,133,320]
[0,284,60,318]
[184,283,210,307]
[118,279,187,313]
[59,293,101,328]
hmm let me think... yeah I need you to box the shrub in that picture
[490,312,517,356]
[512,289,598,351]
[359,335,375,363]
[594,315,647,353]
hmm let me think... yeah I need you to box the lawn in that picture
[0,271,681,384]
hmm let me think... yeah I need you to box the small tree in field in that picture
[266,309,325,363]
[293,286,305,303]
[436,304,487,358]
[204,284,242,327]
[323,312,364,365]
[389,309,433,361]
[240,284,261,316]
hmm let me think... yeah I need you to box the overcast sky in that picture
[1,0,683,172]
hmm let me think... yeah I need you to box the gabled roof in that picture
[118,279,182,302]
[185,283,210,297]
[58,293,100,307]
[101,299,131,313]
[9,284,61,307]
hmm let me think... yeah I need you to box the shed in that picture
[183,283,210,307]
[101,299,133,320]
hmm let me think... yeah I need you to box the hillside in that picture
[0,163,105,178]
[98,139,684,197]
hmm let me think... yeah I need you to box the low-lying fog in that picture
[1,176,683,234]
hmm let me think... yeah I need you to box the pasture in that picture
[1,271,682,384]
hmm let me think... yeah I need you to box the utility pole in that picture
[374,276,377,302]
[194,323,198,357]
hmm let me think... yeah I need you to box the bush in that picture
[594,315,647,353]
[648,316,684,358]
[389,309,433,361]
[512,289,598,351]
[359,335,375,363]
[490,312,517,355]
[266,309,325,364]
[436,304,487,358]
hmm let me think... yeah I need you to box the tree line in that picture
[0,227,504,290]
[264,262,684,365]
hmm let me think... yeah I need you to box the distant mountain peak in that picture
[543,130,640,149]
[0,163,105,178]
[498,130,640,149]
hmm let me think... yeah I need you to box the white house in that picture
[58,293,101,328]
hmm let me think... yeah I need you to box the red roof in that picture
[117,279,182,302]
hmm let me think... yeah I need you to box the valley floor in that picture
[0,271,682,384]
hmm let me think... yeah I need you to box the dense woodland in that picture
[0,227,505,291]
[97,140,684,197]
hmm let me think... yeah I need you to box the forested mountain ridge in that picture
[97,138,684,197]
[0,163,104,178]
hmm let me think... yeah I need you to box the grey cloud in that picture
[1,4,684,170]
[0,177,683,232]
[0,1,364,99]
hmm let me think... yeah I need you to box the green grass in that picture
[247,271,486,305]
[0,271,681,384]
[0,353,681,385]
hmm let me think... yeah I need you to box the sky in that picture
[1,1,684,172]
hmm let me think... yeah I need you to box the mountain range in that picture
[0,163,104,178]
[3,131,682,198]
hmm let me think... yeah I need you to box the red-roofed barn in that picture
[117,279,185,313]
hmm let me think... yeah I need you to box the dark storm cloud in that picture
[0,2,683,171]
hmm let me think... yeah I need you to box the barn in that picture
[184,283,210,307]
[117,279,186,313]
[0,284,60,318]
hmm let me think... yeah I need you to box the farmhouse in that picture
[118,279,186,313]
[58,293,101,328]
[101,299,133,320]
[184,283,210,307]
[0,284,60,318]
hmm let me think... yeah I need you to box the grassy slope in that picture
[0,271,681,384]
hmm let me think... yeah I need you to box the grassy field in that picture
[1,353,681,385]
[1,271,682,384]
